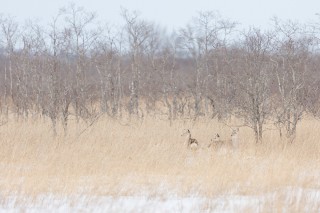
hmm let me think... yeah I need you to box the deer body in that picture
[182,129,199,149]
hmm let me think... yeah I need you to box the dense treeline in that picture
[1,4,320,141]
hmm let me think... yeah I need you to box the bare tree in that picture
[93,25,122,116]
[178,11,236,119]
[46,12,69,136]
[271,19,315,141]
[121,8,154,116]
[234,28,274,142]
[0,15,19,119]
[62,3,98,123]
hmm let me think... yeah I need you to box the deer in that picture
[208,128,239,150]
[230,128,239,149]
[181,129,199,150]
[208,133,224,148]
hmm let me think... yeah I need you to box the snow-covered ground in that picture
[1,187,319,212]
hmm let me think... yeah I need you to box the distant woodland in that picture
[1,4,320,141]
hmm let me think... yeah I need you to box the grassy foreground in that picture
[0,115,320,211]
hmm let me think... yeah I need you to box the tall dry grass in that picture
[0,115,320,210]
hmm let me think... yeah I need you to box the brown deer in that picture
[208,128,239,150]
[181,129,199,149]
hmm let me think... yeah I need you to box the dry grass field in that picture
[0,115,320,211]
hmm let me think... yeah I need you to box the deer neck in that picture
[231,133,238,145]
[185,133,191,144]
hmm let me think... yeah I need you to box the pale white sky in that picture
[1,0,320,30]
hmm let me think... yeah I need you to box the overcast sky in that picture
[1,0,320,30]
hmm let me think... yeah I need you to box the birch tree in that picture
[235,28,274,142]
[62,3,98,122]
[0,15,19,118]
[121,8,154,116]
[179,11,236,118]
[271,19,314,141]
